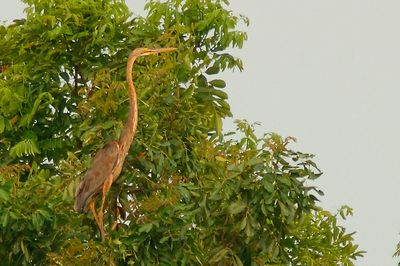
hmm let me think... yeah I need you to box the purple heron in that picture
[74,47,176,242]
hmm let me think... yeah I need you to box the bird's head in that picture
[130,47,177,58]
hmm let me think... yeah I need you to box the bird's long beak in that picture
[152,47,177,53]
[130,47,177,59]
[148,47,177,54]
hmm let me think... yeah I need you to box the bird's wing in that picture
[74,141,120,212]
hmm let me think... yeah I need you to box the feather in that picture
[74,141,119,212]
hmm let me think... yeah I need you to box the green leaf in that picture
[2,212,9,227]
[159,236,170,244]
[210,247,230,263]
[138,223,153,233]
[60,72,70,83]
[228,201,247,215]
[278,201,290,217]
[215,155,227,162]
[0,187,10,202]
[209,79,226,88]
[263,181,274,193]
[212,89,228,100]
[0,179,12,203]
[215,113,222,135]
[245,219,254,237]
[19,92,53,128]
[239,216,247,231]
[0,115,4,133]
[9,138,41,157]
[113,238,122,245]
[205,65,220,75]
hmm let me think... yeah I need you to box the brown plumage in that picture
[74,47,176,242]
[74,141,119,212]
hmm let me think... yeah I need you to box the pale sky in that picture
[2,1,400,265]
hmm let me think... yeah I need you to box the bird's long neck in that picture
[118,53,139,159]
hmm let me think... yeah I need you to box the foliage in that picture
[394,241,400,263]
[0,0,363,265]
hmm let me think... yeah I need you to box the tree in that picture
[394,241,400,263]
[0,0,364,264]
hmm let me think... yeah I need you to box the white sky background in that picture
[1,1,399,265]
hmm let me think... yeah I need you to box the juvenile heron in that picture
[74,47,176,242]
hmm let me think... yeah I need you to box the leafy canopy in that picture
[0,0,364,265]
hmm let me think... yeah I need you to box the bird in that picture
[74,47,177,242]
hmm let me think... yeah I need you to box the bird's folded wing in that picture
[74,141,120,212]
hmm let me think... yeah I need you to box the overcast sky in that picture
[2,1,400,265]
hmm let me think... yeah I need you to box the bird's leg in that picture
[89,201,104,240]
[97,212,106,243]
[98,174,114,242]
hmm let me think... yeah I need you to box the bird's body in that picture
[74,141,120,212]
[74,47,176,242]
